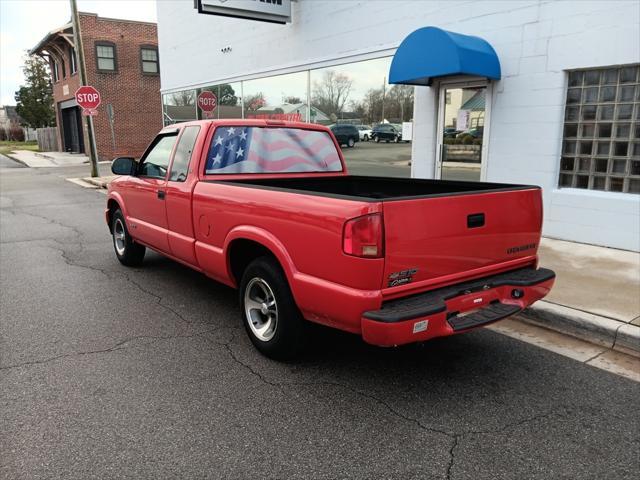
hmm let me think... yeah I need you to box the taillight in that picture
[343,213,384,258]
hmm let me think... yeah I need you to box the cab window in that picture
[169,126,200,182]
[139,134,177,178]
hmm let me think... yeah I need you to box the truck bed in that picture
[209,175,538,201]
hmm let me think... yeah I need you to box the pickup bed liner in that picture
[210,175,538,201]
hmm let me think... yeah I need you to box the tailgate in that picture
[382,188,542,288]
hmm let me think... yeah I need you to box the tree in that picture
[14,55,55,128]
[201,84,238,106]
[244,92,266,111]
[169,90,195,106]
[218,84,238,106]
[283,95,302,104]
[311,70,353,118]
[386,84,414,122]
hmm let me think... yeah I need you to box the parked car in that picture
[457,127,484,139]
[107,119,555,359]
[330,124,359,147]
[371,123,402,143]
[444,127,460,138]
[356,125,372,141]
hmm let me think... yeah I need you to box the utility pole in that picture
[70,0,99,177]
[381,76,386,123]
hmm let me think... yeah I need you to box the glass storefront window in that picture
[310,57,413,177]
[196,83,242,120]
[162,57,416,178]
[241,72,308,122]
[162,90,197,126]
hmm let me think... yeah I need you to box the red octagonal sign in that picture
[197,91,217,112]
[75,86,101,110]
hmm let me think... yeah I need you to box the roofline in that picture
[29,22,72,55]
[78,11,157,26]
[30,11,156,55]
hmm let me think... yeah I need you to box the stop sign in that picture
[197,91,217,112]
[75,86,101,110]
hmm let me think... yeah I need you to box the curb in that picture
[82,176,113,188]
[4,153,29,168]
[34,152,57,161]
[521,301,640,358]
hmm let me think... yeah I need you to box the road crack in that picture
[0,329,219,372]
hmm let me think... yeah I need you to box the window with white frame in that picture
[559,65,640,194]
[95,42,116,71]
[141,47,159,74]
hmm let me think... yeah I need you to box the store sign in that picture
[247,113,302,122]
[456,109,470,131]
[195,0,291,24]
[402,122,413,141]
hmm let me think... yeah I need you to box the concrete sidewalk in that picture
[8,150,89,167]
[524,238,640,357]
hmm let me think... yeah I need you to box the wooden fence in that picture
[36,127,58,152]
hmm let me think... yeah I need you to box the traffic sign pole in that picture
[70,0,99,177]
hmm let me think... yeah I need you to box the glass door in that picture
[436,83,489,181]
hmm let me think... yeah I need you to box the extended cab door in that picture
[164,125,202,266]
[125,131,178,252]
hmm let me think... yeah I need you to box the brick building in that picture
[30,12,162,160]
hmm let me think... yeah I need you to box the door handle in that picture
[157,190,166,200]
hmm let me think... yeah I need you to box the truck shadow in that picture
[139,251,534,385]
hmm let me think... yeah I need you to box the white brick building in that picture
[157,0,640,251]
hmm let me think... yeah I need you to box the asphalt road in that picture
[0,153,25,169]
[1,165,639,480]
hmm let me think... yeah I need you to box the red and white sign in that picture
[75,86,101,115]
[198,91,217,118]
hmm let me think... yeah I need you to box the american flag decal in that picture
[205,126,342,174]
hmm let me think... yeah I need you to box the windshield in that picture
[205,126,342,174]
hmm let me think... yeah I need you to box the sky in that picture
[0,0,157,105]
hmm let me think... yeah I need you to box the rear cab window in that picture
[169,125,200,182]
[204,126,343,174]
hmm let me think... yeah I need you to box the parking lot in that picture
[1,163,639,479]
[342,141,412,177]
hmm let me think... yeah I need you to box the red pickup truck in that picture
[107,120,555,359]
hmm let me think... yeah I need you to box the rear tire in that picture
[347,137,355,148]
[363,134,369,142]
[111,209,145,266]
[239,256,306,360]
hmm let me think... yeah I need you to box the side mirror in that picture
[111,157,136,175]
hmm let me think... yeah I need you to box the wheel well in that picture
[228,239,277,285]
[106,199,120,232]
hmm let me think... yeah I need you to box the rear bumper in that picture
[361,267,555,347]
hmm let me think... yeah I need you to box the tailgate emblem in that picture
[388,268,418,287]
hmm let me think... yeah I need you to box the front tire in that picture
[239,257,306,359]
[375,136,380,143]
[111,209,145,266]
[347,137,355,148]
[363,134,369,142]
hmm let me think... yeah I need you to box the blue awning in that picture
[389,27,501,85]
